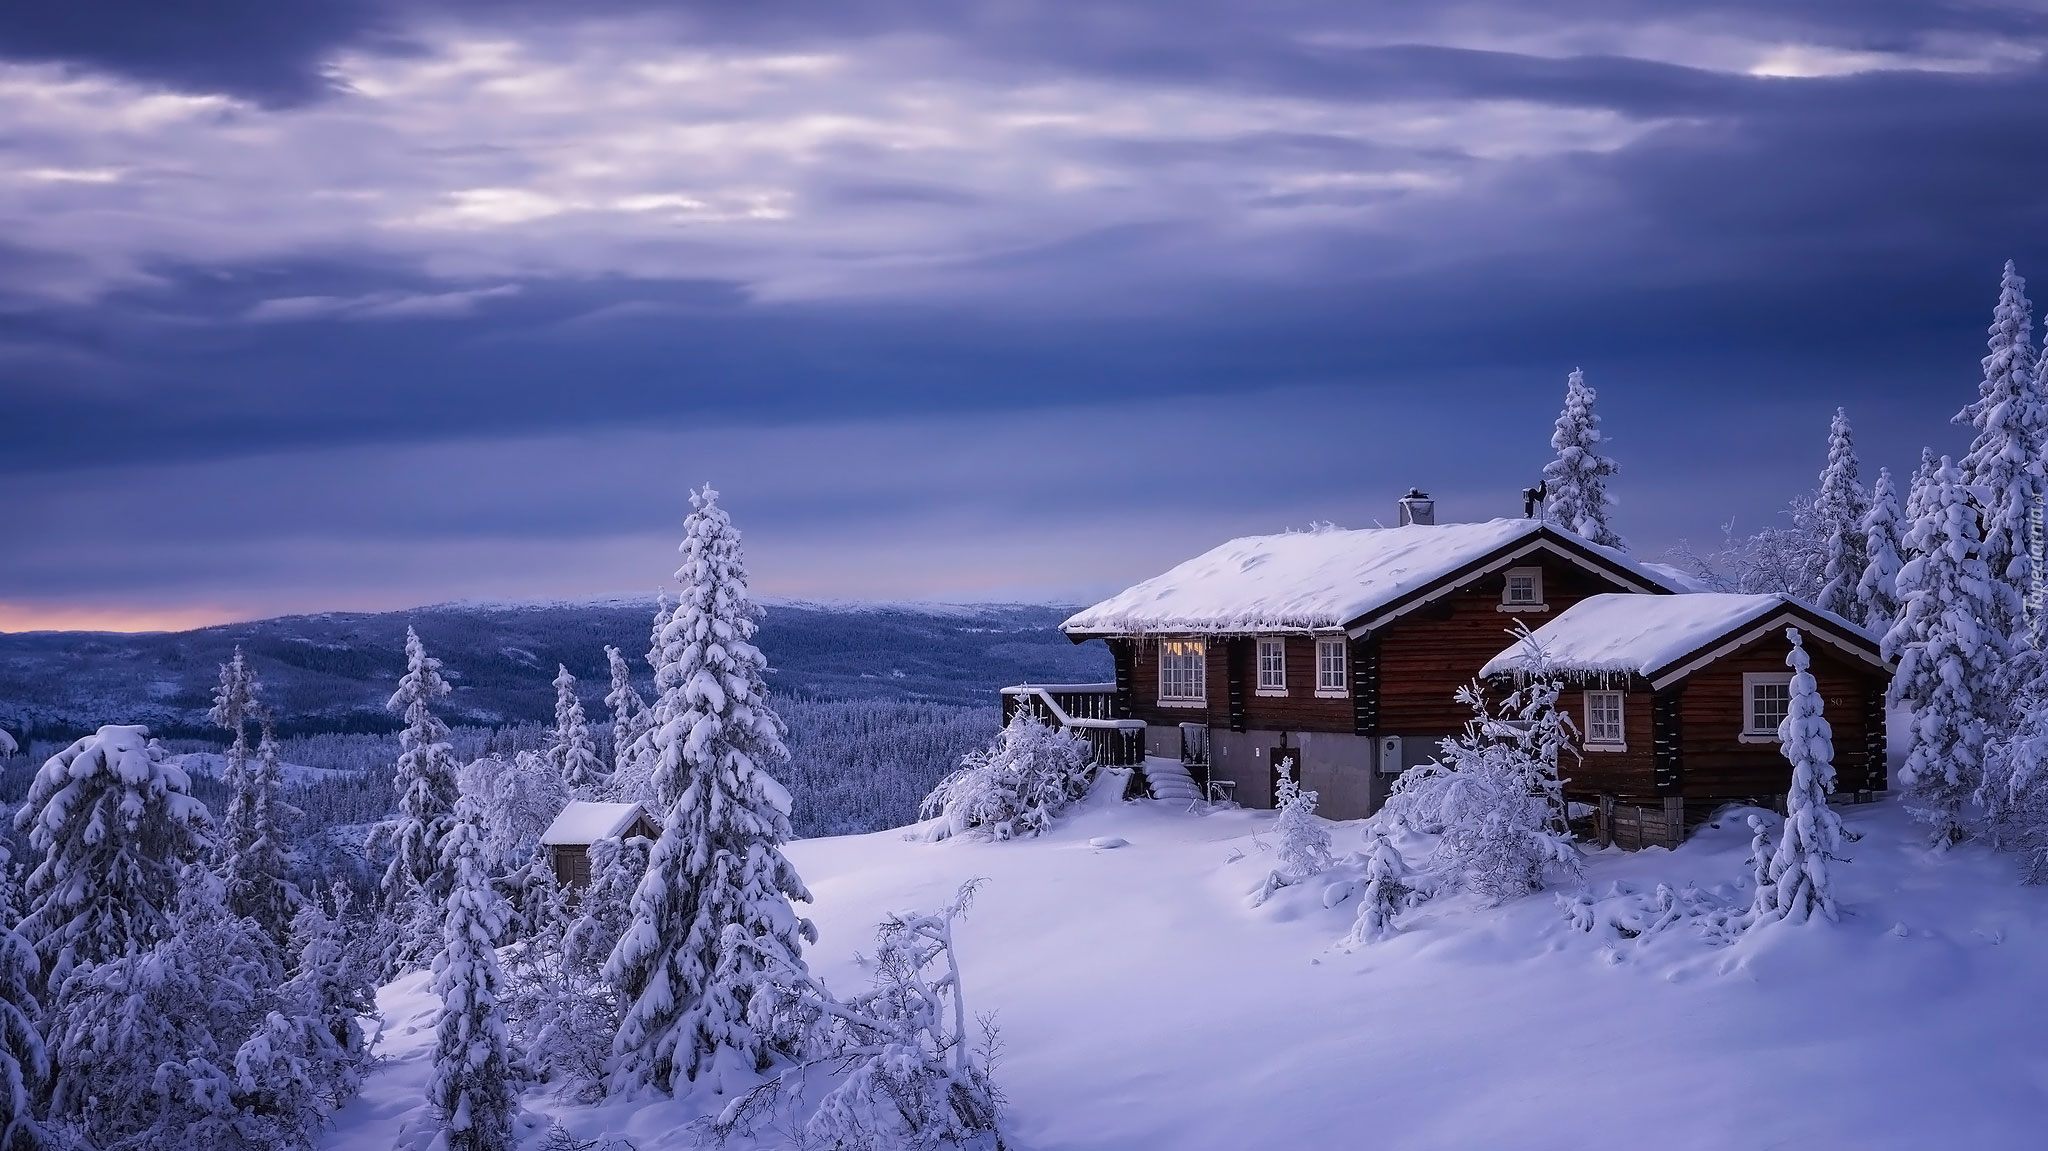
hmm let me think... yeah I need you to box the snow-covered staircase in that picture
[1139,756,1203,803]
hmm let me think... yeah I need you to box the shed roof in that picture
[1477,593,1885,687]
[540,801,652,846]
[1061,519,1675,637]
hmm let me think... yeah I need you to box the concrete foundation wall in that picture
[1160,726,1383,819]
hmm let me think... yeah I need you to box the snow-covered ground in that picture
[326,782,2048,1150]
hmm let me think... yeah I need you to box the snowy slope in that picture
[326,788,2048,1151]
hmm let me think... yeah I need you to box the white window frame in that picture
[1742,672,1794,742]
[1498,565,1548,612]
[1159,640,1207,708]
[1315,637,1349,698]
[1255,638,1287,696]
[1583,690,1626,751]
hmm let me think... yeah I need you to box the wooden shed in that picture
[1481,592,1892,848]
[539,800,659,887]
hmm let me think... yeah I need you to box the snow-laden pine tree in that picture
[1748,630,1846,927]
[368,627,463,971]
[1954,259,2045,661]
[1541,368,1624,549]
[1385,675,1583,904]
[11,724,208,986]
[270,886,378,1109]
[1342,832,1415,947]
[1858,467,1906,636]
[604,644,650,785]
[522,833,651,1094]
[209,646,261,811]
[0,844,51,1151]
[1814,409,1871,622]
[919,710,1091,841]
[1886,455,2002,845]
[429,797,516,1151]
[606,485,815,1095]
[1251,757,1333,905]
[550,665,608,796]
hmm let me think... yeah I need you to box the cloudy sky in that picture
[3,1,2045,630]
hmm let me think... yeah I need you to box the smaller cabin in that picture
[1480,593,1891,848]
[539,800,659,887]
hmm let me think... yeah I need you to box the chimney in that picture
[1397,488,1435,526]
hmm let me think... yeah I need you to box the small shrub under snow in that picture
[919,711,1092,842]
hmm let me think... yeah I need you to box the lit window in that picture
[1316,638,1348,694]
[1584,691,1624,746]
[1747,673,1792,735]
[1160,640,1207,702]
[1503,566,1544,606]
[1257,638,1286,693]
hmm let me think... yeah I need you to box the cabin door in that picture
[1269,746,1300,807]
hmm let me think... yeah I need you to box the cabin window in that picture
[1315,638,1348,696]
[1744,672,1794,737]
[1501,566,1545,609]
[1584,691,1625,749]
[1256,638,1287,694]
[1160,640,1207,704]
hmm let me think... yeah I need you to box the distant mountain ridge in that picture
[0,600,1109,741]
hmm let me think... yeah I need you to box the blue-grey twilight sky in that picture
[3,1,2047,630]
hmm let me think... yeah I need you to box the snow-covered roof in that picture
[1478,593,1884,685]
[540,801,652,846]
[1062,519,1673,636]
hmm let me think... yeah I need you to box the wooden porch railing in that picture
[999,683,1146,766]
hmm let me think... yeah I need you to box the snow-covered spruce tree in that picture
[225,720,300,959]
[610,597,677,809]
[1541,368,1624,549]
[0,845,51,1151]
[1955,259,2045,662]
[270,885,378,1109]
[1342,832,1416,947]
[719,882,1002,1149]
[209,646,261,815]
[919,709,1092,842]
[1385,676,1583,904]
[551,665,608,796]
[1814,409,1871,623]
[1982,686,2048,882]
[429,797,516,1151]
[11,724,209,986]
[604,645,652,789]
[1858,467,1906,636]
[367,627,463,971]
[1886,455,2003,845]
[1748,629,1847,927]
[606,486,816,1095]
[48,866,280,1149]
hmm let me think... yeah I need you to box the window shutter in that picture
[1652,688,1683,796]
[1351,635,1378,737]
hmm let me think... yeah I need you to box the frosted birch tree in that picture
[1748,630,1846,927]
[606,486,816,1095]
[1815,409,1870,621]
[1541,368,1624,549]
[1886,456,2001,845]
[1858,467,1905,636]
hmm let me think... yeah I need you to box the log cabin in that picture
[1479,592,1891,848]
[1012,493,1689,821]
[540,800,659,887]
